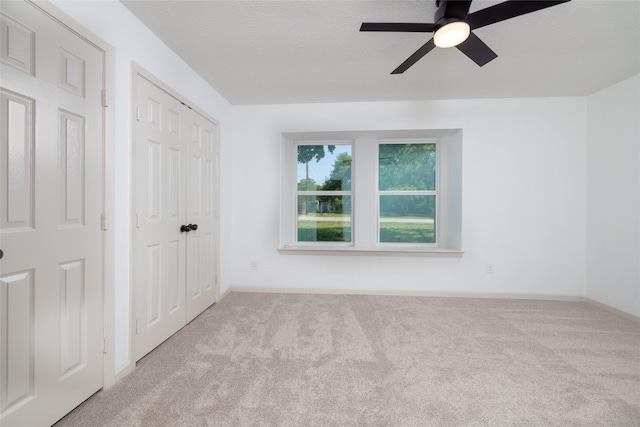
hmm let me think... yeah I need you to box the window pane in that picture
[379,143,435,191]
[298,195,352,242]
[379,195,435,243]
[297,145,352,191]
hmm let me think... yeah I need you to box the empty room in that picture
[0,0,638,426]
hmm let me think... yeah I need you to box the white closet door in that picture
[0,1,104,426]
[134,75,188,361]
[185,112,218,322]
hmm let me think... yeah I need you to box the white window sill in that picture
[278,246,464,256]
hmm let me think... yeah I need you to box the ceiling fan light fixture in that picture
[434,21,470,48]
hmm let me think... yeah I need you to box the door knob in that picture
[180,225,190,232]
[189,224,198,231]
[0,249,3,259]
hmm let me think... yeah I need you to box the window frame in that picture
[292,140,354,247]
[280,130,463,255]
[376,140,439,248]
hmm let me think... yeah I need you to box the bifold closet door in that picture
[185,112,218,322]
[134,76,188,361]
[134,73,218,361]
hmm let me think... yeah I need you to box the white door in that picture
[134,75,188,360]
[185,112,218,322]
[134,73,218,361]
[0,2,104,426]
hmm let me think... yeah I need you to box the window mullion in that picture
[378,191,436,196]
[296,191,351,196]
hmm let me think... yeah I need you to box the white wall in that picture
[231,98,587,297]
[586,74,640,317]
[41,0,639,391]
[50,0,233,379]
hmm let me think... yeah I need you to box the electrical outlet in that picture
[250,260,257,270]
[486,264,495,274]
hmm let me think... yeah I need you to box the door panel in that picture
[134,76,187,360]
[0,1,104,426]
[58,259,85,377]
[0,270,34,413]
[0,12,34,75]
[0,89,34,231]
[186,114,218,322]
[59,110,85,226]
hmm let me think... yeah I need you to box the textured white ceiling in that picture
[121,0,640,105]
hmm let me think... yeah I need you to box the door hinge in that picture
[136,213,140,228]
[103,337,108,354]
[136,106,140,121]
[135,319,140,335]
[215,209,220,220]
[101,89,109,108]
[100,214,108,231]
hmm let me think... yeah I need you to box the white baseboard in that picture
[103,361,133,390]
[229,286,586,302]
[585,298,640,323]
[218,287,232,302]
[230,286,640,320]
[114,361,133,381]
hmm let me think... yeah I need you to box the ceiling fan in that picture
[360,0,571,74]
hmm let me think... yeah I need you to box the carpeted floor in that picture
[55,292,640,426]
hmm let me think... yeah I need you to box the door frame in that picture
[130,63,221,363]
[12,1,117,389]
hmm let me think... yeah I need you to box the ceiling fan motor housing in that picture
[435,0,470,23]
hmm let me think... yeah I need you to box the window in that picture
[296,143,352,243]
[280,130,462,253]
[378,143,437,245]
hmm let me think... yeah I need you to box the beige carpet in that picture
[56,292,640,426]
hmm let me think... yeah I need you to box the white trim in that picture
[102,46,123,389]
[230,286,587,302]
[278,247,463,256]
[585,298,640,323]
[27,0,107,50]
[128,61,139,380]
[214,131,221,303]
[229,287,640,319]
[218,287,233,302]
[134,65,221,130]
[111,360,133,386]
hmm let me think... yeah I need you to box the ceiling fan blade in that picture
[360,22,437,32]
[467,1,571,30]
[442,0,472,20]
[391,38,436,74]
[456,32,497,67]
